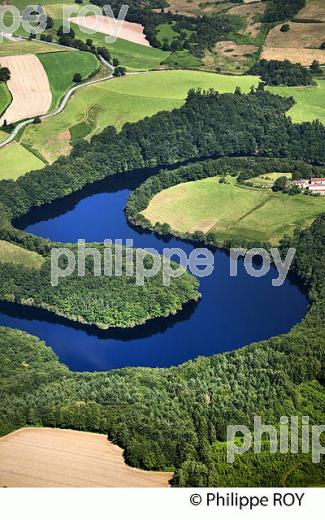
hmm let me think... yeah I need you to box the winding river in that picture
[0,171,308,371]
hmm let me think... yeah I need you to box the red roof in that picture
[311,178,325,182]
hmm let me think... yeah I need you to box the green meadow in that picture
[142,176,325,244]
[0,141,45,180]
[0,82,11,117]
[0,240,44,269]
[69,23,169,71]
[38,50,99,109]
[20,70,259,163]
[269,80,325,124]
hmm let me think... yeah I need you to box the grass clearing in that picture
[0,141,45,179]
[244,172,292,189]
[269,80,325,124]
[20,70,259,164]
[0,82,11,117]
[0,240,44,269]
[38,51,99,110]
[142,176,325,244]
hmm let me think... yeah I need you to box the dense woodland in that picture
[262,0,306,22]
[249,59,313,86]
[0,216,324,485]
[0,245,199,329]
[0,88,324,485]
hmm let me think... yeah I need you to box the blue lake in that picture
[0,172,308,371]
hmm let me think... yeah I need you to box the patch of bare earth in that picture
[0,428,173,487]
[215,41,258,59]
[261,47,325,66]
[165,0,232,17]
[69,16,150,46]
[203,40,257,72]
[228,1,265,37]
[295,0,325,22]
[0,54,52,126]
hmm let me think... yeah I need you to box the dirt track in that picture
[0,428,173,487]
[69,16,150,46]
[0,54,52,125]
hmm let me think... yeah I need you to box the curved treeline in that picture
[0,215,324,485]
[249,59,313,86]
[0,88,325,255]
[125,156,325,247]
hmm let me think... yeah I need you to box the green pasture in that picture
[269,80,325,124]
[0,82,11,117]
[38,50,99,109]
[0,141,45,180]
[142,176,325,244]
[0,239,44,269]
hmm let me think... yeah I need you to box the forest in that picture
[0,80,324,486]
[263,0,306,22]
[249,59,313,86]
[0,215,324,485]
[0,88,324,256]
[0,244,199,329]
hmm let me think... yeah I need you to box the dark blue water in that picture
[0,173,308,371]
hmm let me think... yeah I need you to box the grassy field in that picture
[0,142,45,179]
[69,23,169,71]
[38,51,99,110]
[20,70,259,164]
[244,172,292,189]
[0,82,11,117]
[0,240,44,269]
[269,80,325,124]
[142,176,325,244]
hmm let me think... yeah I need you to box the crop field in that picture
[38,51,99,109]
[0,82,11,116]
[69,16,150,47]
[0,40,67,58]
[0,428,173,487]
[262,20,325,66]
[265,22,325,50]
[0,54,52,126]
[0,141,45,179]
[20,70,260,164]
[142,176,325,244]
[269,80,325,124]
[296,0,325,22]
[0,240,44,269]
